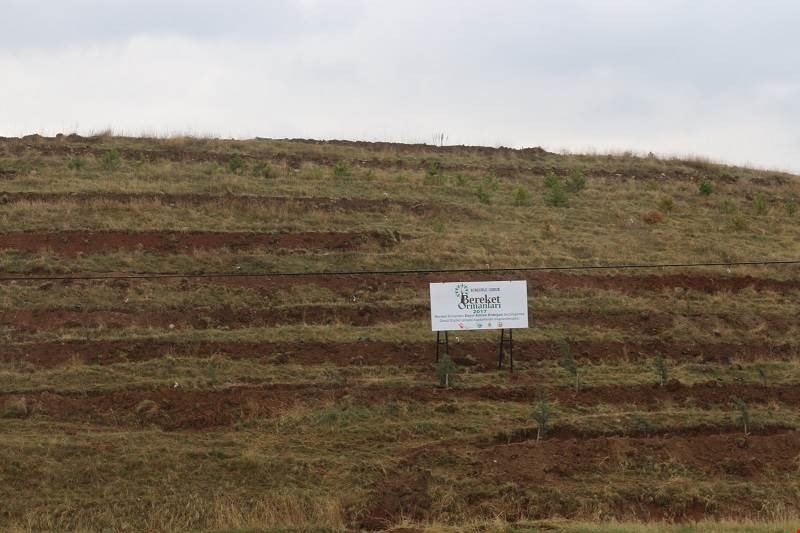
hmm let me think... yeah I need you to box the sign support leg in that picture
[435,331,449,362]
[498,329,504,369]
[510,328,514,372]
[498,328,514,372]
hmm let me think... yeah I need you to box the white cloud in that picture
[1,0,799,171]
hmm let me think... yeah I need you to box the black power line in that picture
[0,259,798,282]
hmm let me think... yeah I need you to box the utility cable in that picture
[0,259,798,282]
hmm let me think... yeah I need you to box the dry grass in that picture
[2,135,800,530]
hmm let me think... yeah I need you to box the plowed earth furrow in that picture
[0,192,450,216]
[449,430,800,480]
[2,382,799,430]
[6,307,786,334]
[3,339,796,368]
[6,271,796,294]
[362,430,800,527]
[0,230,398,255]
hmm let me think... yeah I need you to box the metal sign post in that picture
[498,328,513,371]
[435,331,449,362]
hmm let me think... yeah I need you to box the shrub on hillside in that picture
[730,215,748,231]
[451,173,469,187]
[252,161,276,178]
[482,174,501,192]
[513,186,532,206]
[475,175,500,204]
[630,414,653,436]
[545,179,568,207]
[565,169,587,192]
[67,157,86,171]
[698,179,713,195]
[475,184,493,204]
[753,193,768,215]
[719,198,737,214]
[423,169,446,186]
[333,162,351,178]
[658,196,676,213]
[100,149,121,171]
[425,161,443,182]
[544,172,560,190]
[228,155,246,174]
[430,219,445,233]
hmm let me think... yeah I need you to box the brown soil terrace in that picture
[0,192,452,217]
[0,230,399,255]
[470,431,799,514]
[362,427,800,528]
[3,271,799,295]
[2,382,800,430]
[3,339,797,368]
[0,306,794,336]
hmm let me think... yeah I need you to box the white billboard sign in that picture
[429,281,528,332]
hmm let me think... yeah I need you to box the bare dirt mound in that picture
[0,230,398,255]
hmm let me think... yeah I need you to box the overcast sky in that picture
[2,0,799,171]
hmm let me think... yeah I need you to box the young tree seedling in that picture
[557,339,580,392]
[436,354,457,389]
[654,354,668,386]
[733,397,750,436]
[532,394,551,442]
[206,359,218,383]
[755,364,767,385]
[630,414,653,437]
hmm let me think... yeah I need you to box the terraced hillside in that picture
[1,134,799,531]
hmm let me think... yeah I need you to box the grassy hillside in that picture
[1,134,799,531]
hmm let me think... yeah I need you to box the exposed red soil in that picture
[463,430,800,520]
[0,230,398,255]
[0,192,455,217]
[360,423,800,525]
[4,382,800,430]
[482,428,799,481]
[356,423,800,526]
[3,338,796,368]
[358,470,432,530]
[1,306,795,340]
